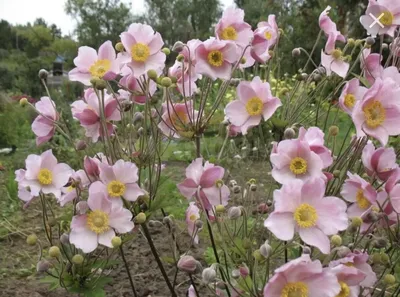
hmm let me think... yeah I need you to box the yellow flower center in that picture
[37,168,53,185]
[87,210,110,234]
[207,50,224,67]
[289,157,308,175]
[281,282,308,297]
[67,185,75,192]
[245,97,264,116]
[344,262,354,267]
[356,189,371,209]
[336,281,350,297]
[171,109,189,133]
[332,49,342,60]
[294,203,318,228]
[344,94,356,108]
[363,100,385,129]
[380,11,394,26]
[221,26,238,40]
[189,214,198,222]
[89,59,111,78]
[107,180,126,197]
[131,43,150,62]
[265,31,272,40]
[215,179,224,188]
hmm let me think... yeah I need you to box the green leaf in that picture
[161,256,176,264]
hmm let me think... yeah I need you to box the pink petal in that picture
[52,163,73,188]
[185,158,204,184]
[74,46,97,70]
[264,212,295,241]
[98,40,116,61]
[40,149,58,170]
[225,100,249,126]
[299,227,330,254]
[113,160,138,184]
[200,166,224,188]
[98,229,115,248]
[108,207,134,233]
[178,178,198,198]
[88,190,112,213]
[124,183,145,201]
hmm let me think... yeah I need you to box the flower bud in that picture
[38,69,49,79]
[366,211,379,222]
[239,265,249,277]
[133,112,144,126]
[329,125,339,136]
[232,269,240,279]
[172,41,185,52]
[94,79,107,90]
[371,253,381,264]
[250,184,257,191]
[347,38,355,46]
[60,233,70,245]
[177,255,199,274]
[351,217,363,227]
[147,69,158,81]
[243,238,252,250]
[337,246,351,258]
[253,249,264,261]
[161,77,172,87]
[26,234,38,246]
[301,73,308,80]
[284,127,296,139]
[330,235,342,247]
[135,212,147,224]
[302,246,312,255]
[240,57,246,64]
[216,281,227,290]
[176,54,184,62]
[162,48,170,55]
[195,219,203,229]
[373,237,387,249]
[111,236,122,248]
[36,260,51,273]
[381,253,390,264]
[229,78,241,86]
[383,274,396,285]
[75,140,87,151]
[48,246,61,258]
[233,185,241,194]
[366,37,375,46]
[292,48,301,57]
[227,207,241,220]
[76,201,89,214]
[260,241,272,258]
[333,170,341,178]
[215,205,225,213]
[257,203,269,214]
[202,266,217,284]
[115,42,125,52]
[19,97,29,107]
[72,254,84,265]
[313,74,322,82]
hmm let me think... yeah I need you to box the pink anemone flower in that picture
[169,61,200,97]
[264,178,348,254]
[319,6,346,43]
[385,169,400,213]
[215,7,253,48]
[224,76,282,135]
[362,141,398,181]
[327,264,367,297]
[15,169,35,208]
[250,16,278,63]
[178,158,230,211]
[238,46,255,70]
[71,89,121,142]
[321,33,349,78]
[120,23,166,77]
[119,71,157,104]
[69,190,134,253]
[361,49,400,85]
[32,97,59,146]
[195,38,238,80]
[339,78,368,115]
[18,149,72,199]
[352,78,400,146]
[186,202,201,244]
[360,1,400,37]
[263,254,341,297]
[58,170,89,207]
[270,139,326,184]
[69,41,120,85]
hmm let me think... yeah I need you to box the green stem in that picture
[119,245,138,297]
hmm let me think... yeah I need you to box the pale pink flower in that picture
[321,33,349,78]
[83,155,106,181]
[385,169,400,213]
[69,190,134,253]
[18,149,72,199]
[228,123,242,137]
[178,158,230,211]
[120,23,166,77]
[264,178,348,254]
[330,251,377,287]
[186,202,201,244]
[119,71,157,104]
[215,7,253,47]
[250,16,278,63]
[169,61,200,97]
[224,76,282,135]
[58,170,89,207]
[188,285,197,297]
[297,127,333,168]
[195,38,238,80]
[341,172,377,218]
[270,139,326,184]
[69,41,120,85]
[327,264,367,297]
[362,49,400,85]
[339,78,368,115]
[15,169,35,208]
[360,1,400,37]
[250,34,270,63]
[352,78,400,146]
[32,97,58,146]
[180,39,202,64]
[263,254,341,297]
[71,89,121,142]
[319,6,346,43]
[362,141,398,181]
[238,46,255,70]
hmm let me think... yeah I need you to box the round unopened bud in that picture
[374,237,387,249]
[301,73,308,80]
[176,54,184,62]
[233,185,241,194]
[170,76,177,83]
[366,37,375,46]
[366,211,379,222]
[76,201,89,214]
[216,205,225,213]
[72,254,84,265]
[111,236,122,248]
[172,41,185,52]
[250,184,257,191]
[240,57,246,64]
[37,260,51,273]
[284,127,296,139]
[38,69,49,79]
[239,265,249,277]
[19,97,29,107]
[257,203,269,214]
[381,253,390,264]
[347,38,355,46]
[382,43,388,50]
[383,274,396,285]
[351,217,363,227]
[147,69,158,81]
[302,246,312,255]
[229,78,241,86]
[372,253,381,264]
[216,281,227,290]
[260,242,272,258]
[60,233,70,245]
[330,235,342,247]
[177,255,199,274]
[75,140,87,151]
[115,42,125,52]
[195,219,203,229]
[135,212,147,224]
[94,79,107,90]
[48,246,61,258]
[202,266,217,284]
[232,269,240,279]
[347,224,358,234]
[337,246,351,258]
[26,234,38,246]
[313,74,322,82]
[329,125,339,136]
[161,77,172,87]
[333,170,341,178]
[162,47,170,55]
[292,48,301,57]
[227,207,242,220]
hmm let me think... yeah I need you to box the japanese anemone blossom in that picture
[321,33,349,78]
[385,169,400,213]
[195,37,238,80]
[177,158,230,211]
[360,1,400,37]
[185,202,201,244]
[327,264,367,297]
[362,141,398,181]
[18,149,72,199]
[339,78,368,115]
[341,172,377,218]
[319,6,346,44]
[361,48,400,85]
[224,76,282,135]
[69,41,120,85]
[71,88,121,142]
[32,97,59,146]
[169,61,200,97]
[352,77,400,146]
[270,139,326,184]
[297,127,333,168]
[215,7,253,47]
[15,169,35,208]
[264,178,348,254]
[263,254,341,297]
[251,15,278,63]
[69,190,134,253]
[119,71,157,104]
[238,46,255,70]
[120,23,166,77]
[330,251,377,287]
[58,170,89,207]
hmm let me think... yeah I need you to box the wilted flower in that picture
[362,141,398,181]
[186,202,201,244]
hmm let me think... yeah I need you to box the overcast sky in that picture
[0,0,234,36]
